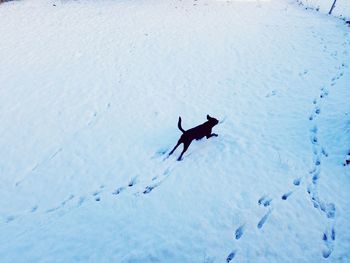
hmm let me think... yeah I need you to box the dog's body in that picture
[169,115,219,161]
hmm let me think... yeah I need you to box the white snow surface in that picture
[0,0,350,262]
[297,0,350,18]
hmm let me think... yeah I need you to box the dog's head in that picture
[207,114,219,126]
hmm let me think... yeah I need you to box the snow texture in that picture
[0,0,350,262]
[297,0,350,18]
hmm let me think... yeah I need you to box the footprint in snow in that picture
[322,227,336,258]
[235,224,245,240]
[310,135,318,145]
[226,251,236,263]
[321,147,328,157]
[93,191,101,201]
[320,88,329,98]
[293,178,301,186]
[281,191,293,200]
[314,157,321,166]
[128,177,138,187]
[143,185,155,194]
[258,196,272,207]
[323,249,332,259]
[142,167,172,194]
[152,148,169,159]
[257,210,272,229]
[325,203,336,219]
[315,107,321,115]
[323,228,336,242]
[312,171,320,184]
[143,182,161,194]
[92,185,105,201]
[30,205,38,213]
[112,187,125,195]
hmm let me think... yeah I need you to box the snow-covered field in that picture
[0,0,349,262]
[297,0,350,18]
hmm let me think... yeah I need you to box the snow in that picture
[297,0,350,18]
[0,0,350,262]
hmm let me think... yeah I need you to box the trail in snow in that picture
[1,0,350,262]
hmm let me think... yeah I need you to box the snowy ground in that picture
[0,0,350,262]
[297,0,350,18]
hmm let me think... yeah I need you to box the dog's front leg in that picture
[206,133,218,139]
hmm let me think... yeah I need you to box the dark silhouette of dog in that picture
[169,115,219,161]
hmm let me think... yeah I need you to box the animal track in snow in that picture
[226,251,236,263]
[306,81,337,257]
[281,191,293,200]
[310,135,318,144]
[314,156,321,166]
[151,148,169,159]
[321,147,328,157]
[112,187,125,195]
[235,224,245,240]
[45,194,75,213]
[142,167,173,195]
[322,226,336,258]
[128,177,138,187]
[258,196,272,207]
[315,107,321,115]
[143,183,159,194]
[30,206,38,213]
[257,210,272,229]
[320,87,329,98]
[311,169,320,184]
[112,152,176,198]
[293,177,301,186]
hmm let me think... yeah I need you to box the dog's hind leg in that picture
[178,141,191,161]
[169,140,181,156]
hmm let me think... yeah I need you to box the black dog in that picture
[169,115,219,161]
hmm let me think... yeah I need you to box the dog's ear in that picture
[207,114,211,120]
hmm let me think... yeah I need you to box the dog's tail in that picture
[178,116,186,133]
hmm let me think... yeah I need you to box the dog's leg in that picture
[169,140,181,156]
[206,133,218,139]
[178,141,191,161]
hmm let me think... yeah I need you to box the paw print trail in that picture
[304,61,344,258]
[322,226,336,258]
[112,149,178,198]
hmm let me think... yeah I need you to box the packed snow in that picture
[0,0,349,262]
